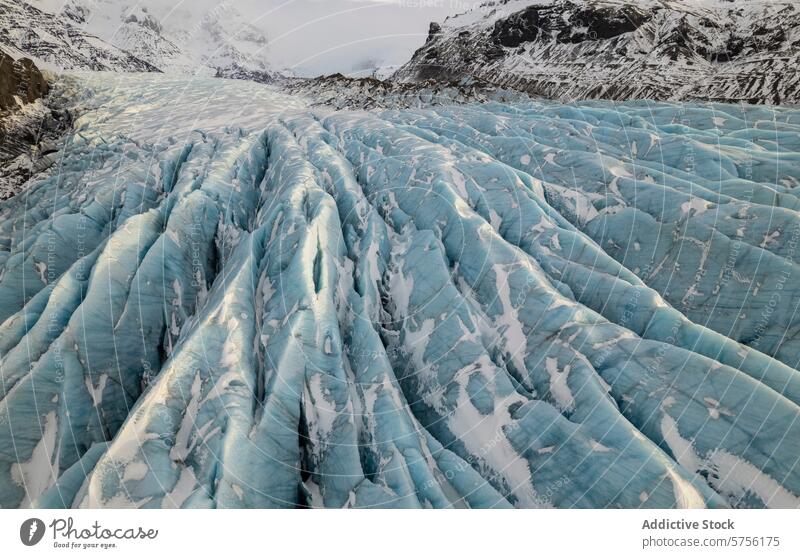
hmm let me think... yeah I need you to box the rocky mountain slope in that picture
[0,53,48,111]
[0,53,70,200]
[394,0,800,104]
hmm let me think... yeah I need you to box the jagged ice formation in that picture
[1,74,799,509]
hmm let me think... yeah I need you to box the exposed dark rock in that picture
[566,4,650,42]
[0,54,71,199]
[0,52,14,110]
[489,2,649,48]
[492,6,542,47]
[0,52,49,111]
[12,57,48,104]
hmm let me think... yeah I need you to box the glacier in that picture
[1,73,799,509]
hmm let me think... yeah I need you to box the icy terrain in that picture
[1,74,800,509]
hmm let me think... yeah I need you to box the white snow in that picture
[545,357,575,412]
[11,411,59,507]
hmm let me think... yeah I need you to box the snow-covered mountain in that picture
[394,0,800,104]
[2,0,273,79]
[0,0,158,72]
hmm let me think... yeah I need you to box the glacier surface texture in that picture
[1,74,800,509]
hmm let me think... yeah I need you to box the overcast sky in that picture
[236,0,484,76]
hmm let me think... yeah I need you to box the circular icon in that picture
[20,518,45,546]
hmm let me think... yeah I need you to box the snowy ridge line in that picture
[0,76,799,508]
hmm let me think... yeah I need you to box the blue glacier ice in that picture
[1,74,799,509]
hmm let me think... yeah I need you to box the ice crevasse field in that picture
[1,73,800,509]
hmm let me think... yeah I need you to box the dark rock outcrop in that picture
[0,53,49,110]
[1,53,70,200]
[492,6,543,47]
